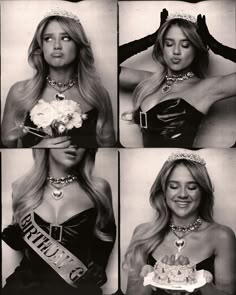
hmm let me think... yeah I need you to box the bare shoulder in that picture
[209,222,236,246]
[9,79,29,93]
[94,177,111,194]
[7,80,30,102]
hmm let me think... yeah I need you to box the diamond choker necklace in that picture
[169,217,202,258]
[161,71,195,94]
[47,174,77,200]
[169,217,202,233]
[46,75,78,101]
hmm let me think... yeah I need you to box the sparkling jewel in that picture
[169,217,202,232]
[167,152,206,166]
[47,174,77,185]
[162,85,171,93]
[174,239,185,251]
[55,93,66,101]
[44,8,80,22]
[170,217,202,256]
[46,76,78,89]
[161,72,195,94]
[52,189,63,200]
[167,12,197,23]
[47,174,77,200]
[46,75,77,101]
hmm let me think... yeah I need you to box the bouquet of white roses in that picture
[24,99,87,137]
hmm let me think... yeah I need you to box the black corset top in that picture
[24,208,98,270]
[133,98,204,148]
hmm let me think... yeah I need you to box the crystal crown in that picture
[167,152,206,165]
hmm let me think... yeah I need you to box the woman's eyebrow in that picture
[43,32,68,36]
[168,180,198,184]
[164,38,189,41]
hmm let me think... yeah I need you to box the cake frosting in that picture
[153,255,197,285]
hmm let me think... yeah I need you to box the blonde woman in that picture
[2,10,115,148]
[2,148,116,295]
[124,152,236,295]
[120,11,236,148]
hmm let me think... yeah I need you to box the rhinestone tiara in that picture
[167,12,197,23]
[44,8,80,23]
[167,152,206,166]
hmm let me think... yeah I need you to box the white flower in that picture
[29,99,86,137]
[58,123,66,134]
[67,112,83,129]
[30,100,57,129]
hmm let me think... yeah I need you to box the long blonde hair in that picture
[131,18,209,114]
[124,158,214,273]
[15,15,115,146]
[12,149,115,242]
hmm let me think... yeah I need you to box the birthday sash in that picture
[19,212,88,288]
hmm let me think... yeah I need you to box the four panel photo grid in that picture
[1,1,236,295]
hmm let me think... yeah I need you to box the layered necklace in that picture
[47,174,77,200]
[46,75,78,101]
[161,71,195,94]
[169,217,202,257]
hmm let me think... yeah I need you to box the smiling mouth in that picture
[175,201,191,207]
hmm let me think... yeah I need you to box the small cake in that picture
[153,255,197,285]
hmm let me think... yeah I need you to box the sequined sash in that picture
[19,212,88,288]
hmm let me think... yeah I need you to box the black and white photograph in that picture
[1,0,117,148]
[1,148,118,295]
[119,0,236,148]
[1,1,236,295]
[120,148,236,295]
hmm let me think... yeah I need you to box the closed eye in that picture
[181,41,191,48]
[188,186,198,190]
[169,184,178,189]
[165,42,174,47]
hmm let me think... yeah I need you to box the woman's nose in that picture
[173,44,181,55]
[178,187,188,198]
[54,39,62,50]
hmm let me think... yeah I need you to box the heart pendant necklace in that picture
[46,75,78,101]
[172,231,188,259]
[169,217,202,258]
[161,72,195,94]
[50,182,65,200]
[174,238,186,252]
[47,174,77,201]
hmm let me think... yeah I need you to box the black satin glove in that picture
[197,14,236,62]
[1,223,25,251]
[80,262,107,287]
[118,8,168,65]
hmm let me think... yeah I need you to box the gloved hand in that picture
[119,8,169,65]
[197,14,236,62]
[79,262,107,287]
[1,223,25,251]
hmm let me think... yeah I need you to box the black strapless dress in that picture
[2,208,116,295]
[148,254,215,295]
[133,98,204,148]
[22,108,98,147]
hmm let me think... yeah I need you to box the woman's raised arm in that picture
[119,9,168,91]
[119,9,168,65]
[197,15,236,63]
